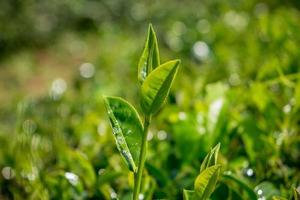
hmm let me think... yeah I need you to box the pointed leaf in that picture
[104,96,143,172]
[183,189,196,200]
[200,143,220,173]
[141,60,180,115]
[194,165,221,200]
[138,24,160,84]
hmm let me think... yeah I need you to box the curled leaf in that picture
[104,96,143,172]
[200,143,220,173]
[141,59,180,115]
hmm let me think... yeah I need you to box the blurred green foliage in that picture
[0,0,300,199]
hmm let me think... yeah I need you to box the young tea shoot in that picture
[104,24,180,200]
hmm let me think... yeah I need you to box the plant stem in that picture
[133,115,151,200]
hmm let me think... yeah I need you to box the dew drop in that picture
[246,168,254,177]
[65,172,79,186]
[138,193,144,200]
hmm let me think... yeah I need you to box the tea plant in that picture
[183,143,221,200]
[104,24,180,199]
[104,24,227,200]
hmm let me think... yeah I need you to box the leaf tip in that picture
[102,95,108,100]
[214,142,221,152]
[103,95,109,107]
[172,59,181,68]
[148,23,154,30]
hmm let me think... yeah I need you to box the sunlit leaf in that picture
[200,143,220,173]
[141,60,180,115]
[183,189,195,200]
[194,164,221,200]
[104,96,143,172]
[138,24,160,84]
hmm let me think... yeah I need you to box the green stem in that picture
[133,115,151,200]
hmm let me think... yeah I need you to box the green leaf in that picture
[141,60,180,115]
[222,172,257,200]
[183,189,196,200]
[104,96,143,172]
[138,24,160,84]
[194,165,221,200]
[200,143,220,173]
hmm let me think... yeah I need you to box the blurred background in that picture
[0,0,300,199]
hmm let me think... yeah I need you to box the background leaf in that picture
[222,172,257,200]
[104,96,143,172]
[255,182,280,200]
[141,60,180,115]
[183,189,195,200]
